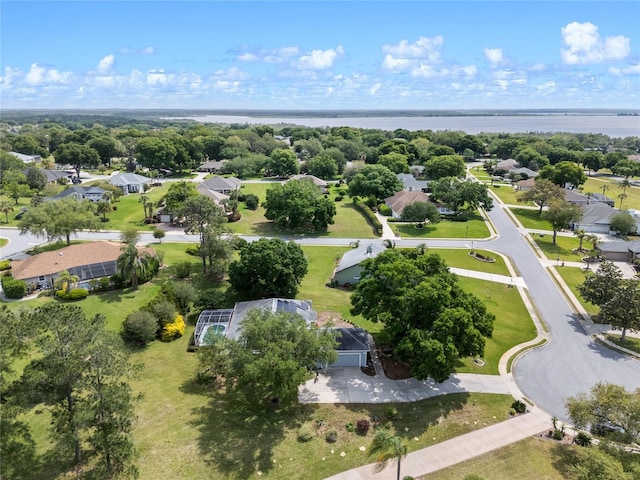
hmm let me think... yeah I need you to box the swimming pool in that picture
[201,324,227,345]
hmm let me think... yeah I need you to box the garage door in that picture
[333,352,362,367]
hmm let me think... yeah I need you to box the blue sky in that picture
[1,1,639,110]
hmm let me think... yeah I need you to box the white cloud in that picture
[213,80,240,92]
[236,46,299,63]
[118,46,155,56]
[295,46,344,70]
[484,48,503,68]
[609,64,640,76]
[411,64,476,78]
[382,36,443,61]
[97,55,115,74]
[382,55,412,72]
[146,69,170,86]
[370,83,382,95]
[24,63,72,86]
[561,22,630,64]
[529,63,547,72]
[213,66,250,81]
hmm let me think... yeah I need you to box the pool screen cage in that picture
[194,309,234,346]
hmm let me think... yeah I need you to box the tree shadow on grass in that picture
[186,383,316,479]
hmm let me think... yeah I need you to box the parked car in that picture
[72,176,82,184]
[14,207,28,220]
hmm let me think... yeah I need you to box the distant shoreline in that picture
[2,108,639,118]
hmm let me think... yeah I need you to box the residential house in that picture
[397,173,429,192]
[194,298,370,367]
[384,190,432,219]
[332,242,387,286]
[198,176,242,194]
[571,203,618,234]
[509,167,539,179]
[564,189,591,206]
[47,185,107,203]
[109,173,151,194]
[597,240,640,262]
[9,151,41,163]
[286,174,329,193]
[197,160,226,173]
[517,178,536,192]
[24,168,74,184]
[10,241,154,290]
[494,159,518,173]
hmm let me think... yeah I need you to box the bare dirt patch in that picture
[315,311,354,328]
[377,346,412,380]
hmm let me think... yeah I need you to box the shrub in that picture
[378,204,392,216]
[0,260,10,271]
[195,288,228,311]
[99,277,111,291]
[237,193,247,202]
[335,195,343,202]
[386,406,398,419]
[173,261,193,279]
[244,194,259,210]
[345,422,355,432]
[232,237,248,250]
[297,423,315,442]
[185,245,200,256]
[574,432,592,447]
[112,205,117,211]
[68,288,88,300]
[508,408,517,416]
[122,311,158,345]
[170,281,197,314]
[110,273,124,289]
[356,419,370,436]
[511,400,527,414]
[162,313,186,342]
[1,277,26,298]
[151,300,177,327]
[325,430,338,443]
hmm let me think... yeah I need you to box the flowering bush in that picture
[162,313,186,342]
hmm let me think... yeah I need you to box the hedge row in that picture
[352,197,382,236]
[55,288,89,301]
[1,276,26,299]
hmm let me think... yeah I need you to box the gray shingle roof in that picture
[334,242,387,273]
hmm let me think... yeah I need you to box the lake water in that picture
[172,114,640,137]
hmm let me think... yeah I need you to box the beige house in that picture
[11,242,154,290]
[384,190,432,219]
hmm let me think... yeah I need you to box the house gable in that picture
[384,190,431,219]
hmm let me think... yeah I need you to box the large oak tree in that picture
[350,248,495,382]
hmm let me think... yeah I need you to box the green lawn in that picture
[534,235,584,262]
[582,175,640,211]
[489,185,521,205]
[510,207,552,230]
[394,213,490,239]
[229,183,375,238]
[102,184,169,231]
[423,436,567,480]
[469,166,492,181]
[455,277,537,375]
[0,237,8,248]
[0,195,31,227]
[433,248,510,276]
[555,266,599,317]
[605,333,640,354]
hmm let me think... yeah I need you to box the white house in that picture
[49,185,107,203]
[109,173,151,194]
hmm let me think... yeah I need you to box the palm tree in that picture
[55,270,79,293]
[117,243,148,290]
[369,430,408,480]
[102,190,114,203]
[96,200,112,222]
[139,194,151,221]
[0,200,14,223]
[574,228,587,252]
[618,193,627,210]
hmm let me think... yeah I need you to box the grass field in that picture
[394,213,490,239]
[489,185,521,205]
[0,237,8,248]
[422,436,567,480]
[102,184,169,231]
[455,277,537,374]
[510,207,552,230]
[605,333,640,354]
[581,174,640,211]
[433,248,510,276]
[554,266,599,317]
[533,235,584,262]
[229,182,375,239]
